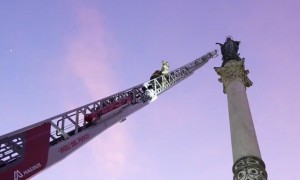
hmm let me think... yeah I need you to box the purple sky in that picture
[1,1,300,179]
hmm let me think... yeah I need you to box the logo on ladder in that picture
[14,170,23,180]
[13,163,41,180]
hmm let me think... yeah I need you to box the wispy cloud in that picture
[61,5,136,179]
[64,7,117,98]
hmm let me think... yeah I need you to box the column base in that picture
[233,156,267,180]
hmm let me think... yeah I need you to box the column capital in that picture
[233,156,268,180]
[214,60,253,94]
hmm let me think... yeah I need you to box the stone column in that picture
[214,60,267,180]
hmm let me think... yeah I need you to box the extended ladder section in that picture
[0,50,218,180]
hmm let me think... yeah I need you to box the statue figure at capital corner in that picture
[216,36,244,67]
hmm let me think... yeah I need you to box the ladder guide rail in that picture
[0,49,218,180]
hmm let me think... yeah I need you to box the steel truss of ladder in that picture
[0,49,218,180]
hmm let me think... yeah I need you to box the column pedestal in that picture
[214,60,267,180]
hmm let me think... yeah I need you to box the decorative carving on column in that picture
[214,60,253,93]
[233,156,267,180]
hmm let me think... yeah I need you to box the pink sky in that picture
[1,1,300,179]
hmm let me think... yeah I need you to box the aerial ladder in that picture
[0,49,218,180]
